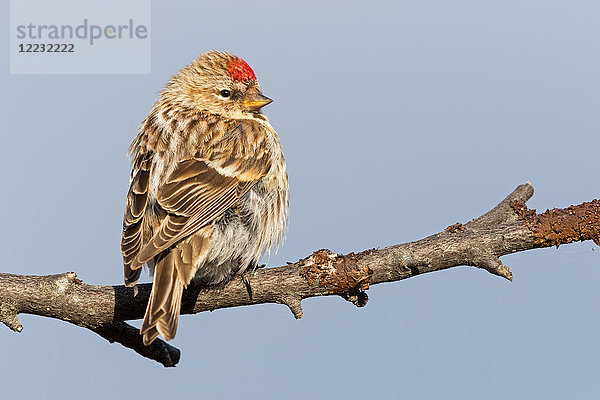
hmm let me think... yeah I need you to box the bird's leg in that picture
[241,261,258,301]
[241,273,253,301]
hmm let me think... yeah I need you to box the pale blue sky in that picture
[1,0,599,398]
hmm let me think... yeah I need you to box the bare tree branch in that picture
[1,183,599,367]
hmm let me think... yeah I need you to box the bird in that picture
[120,50,289,346]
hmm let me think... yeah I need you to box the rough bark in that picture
[1,183,598,367]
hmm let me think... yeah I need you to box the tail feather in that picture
[140,252,185,346]
[142,326,160,346]
[158,283,183,340]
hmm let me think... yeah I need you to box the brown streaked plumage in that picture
[121,51,289,345]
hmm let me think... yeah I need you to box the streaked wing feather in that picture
[121,154,151,285]
[135,157,268,265]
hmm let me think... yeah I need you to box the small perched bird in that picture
[121,51,289,345]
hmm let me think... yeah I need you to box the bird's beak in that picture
[242,92,273,111]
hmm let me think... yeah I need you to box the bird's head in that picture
[162,50,272,119]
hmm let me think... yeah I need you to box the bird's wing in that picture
[135,144,271,267]
[121,154,152,285]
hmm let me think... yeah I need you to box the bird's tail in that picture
[140,251,185,346]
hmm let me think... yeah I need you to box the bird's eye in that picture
[219,89,231,98]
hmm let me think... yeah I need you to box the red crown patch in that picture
[226,57,257,82]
